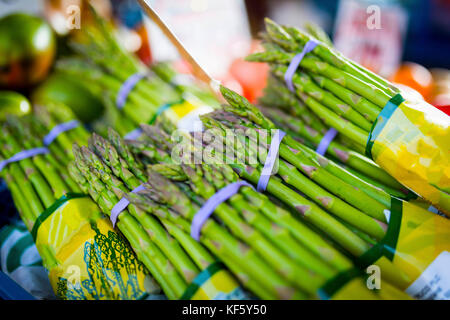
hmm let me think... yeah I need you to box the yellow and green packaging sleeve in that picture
[31,193,160,300]
[366,94,450,215]
[179,261,250,300]
[151,98,214,131]
[356,198,450,299]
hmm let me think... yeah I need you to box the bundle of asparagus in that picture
[56,7,218,137]
[247,19,450,215]
[0,104,158,299]
[192,86,449,298]
[258,75,416,201]
[70,128,248,300]
[95,122,406,300]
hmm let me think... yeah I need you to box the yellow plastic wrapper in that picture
[179,262,249,300]
[157,98,214,132]
[356,198,450,299]
[366,94,450,215]
[31,193,159,300]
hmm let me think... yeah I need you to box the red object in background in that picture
[432,93,450,116]
[391,62,434,101]
[435,105,450,116]
[229,41,269,103]
[135,24,152,65]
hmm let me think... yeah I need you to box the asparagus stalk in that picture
[6,116,73,197]
[217,86,417,289]
[127,170,307,299]
[246,49,391,109]
[201,163,338,278]
[75,141,202,285]
[31,116,71,165]
[158,218,273,299]
[70,146,188,299]
[56,59,154,123]
[135,123,355,272]
[1,168,35,230]
[181,163,325,294]
[260,75,327,133]
[270,64,373,131]
[0,125,55,208]
[264,18,397,96]
[204,115,387,239]
[258,107,409,201]
[83,129,295,299]
[33,104,85,155]
[67,161,179,299]
[206,104,389,223]
[304,22,333,47]
[309,73,380,122]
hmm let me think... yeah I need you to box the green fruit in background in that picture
[32,72,104,123]
[0,13,56,89]
[0,91,32,121]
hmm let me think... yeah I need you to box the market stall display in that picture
[0,1,448,302]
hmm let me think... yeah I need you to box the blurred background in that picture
[0,0,449,107]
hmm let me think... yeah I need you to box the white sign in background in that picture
[333,0,408,78]
[144,0,252,78]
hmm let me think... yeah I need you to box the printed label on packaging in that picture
[405,251,450,300]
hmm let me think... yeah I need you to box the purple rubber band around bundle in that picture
[43,120,80,146]
[110,184,145,227]
[257,129,286,192]
[191,181,254,241]
[0,147,49,173]
[315,128,338,156]
[124,128,143,140]
[428,205,439,214]
[116,73,147,109]
[284,40,318,92]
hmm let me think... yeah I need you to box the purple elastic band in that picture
[191,181,254,241]
[315,128,338,156]
[116,73,147,109]
[43,120,80,146]
[110,184,145,227]
[257,129,286,192]
[124,128,143,140]
[428,205,439,214]
[284,40,318,92]
[0,147,49,173]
